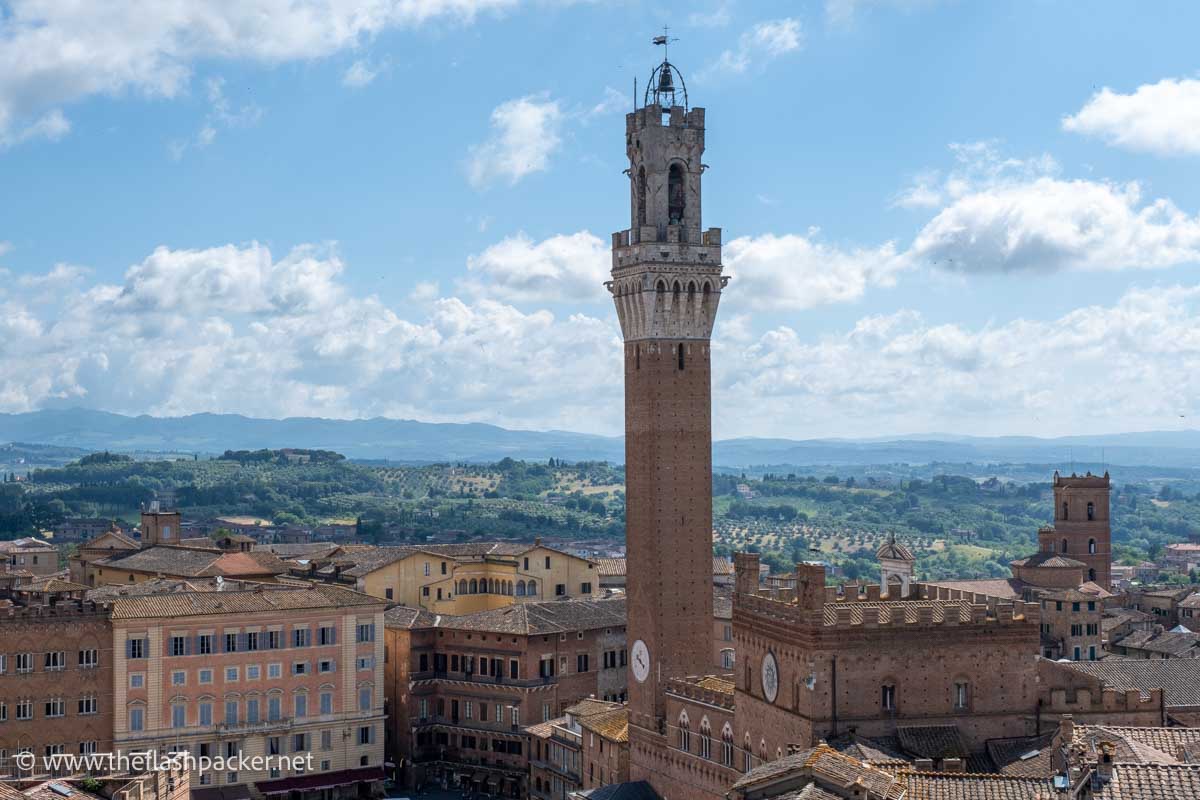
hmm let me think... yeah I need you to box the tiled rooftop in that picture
[108,582,381,619]
[1093,763,1200,799]
[432,596,625,635]
[1055,659,1200,706]
[895,771,1056,799]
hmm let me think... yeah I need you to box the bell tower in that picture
[607,50,727,790]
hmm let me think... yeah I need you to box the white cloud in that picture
[587,87,628,118]
[0,239,623,432]
[466,94,563,188]
[0,109,70,149]
[0,0,517,146]
[462,230,609,303]
[702,18,802,78]
[724,232,909,310]
[343,59,382,88]
[168,76,263,159]
[0,241,12,257]
[897,141,1200,273]
[719,284,1200,438]
[1063,77,1200,156]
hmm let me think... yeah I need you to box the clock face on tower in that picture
[761,651,780,704]
[631,640,650,683]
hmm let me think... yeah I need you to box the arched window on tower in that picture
[1088,568,1096,582]
[743,734,752,772]
[668,163,685,224]
[1062,501,1069,521]
[700,718,712,760]
[636,166,647,227]
[1061,539,1069,554]
[1088,538,1096,554]
[677,712,690,752]
[1087,501,1095,521]
[721,724,734,767]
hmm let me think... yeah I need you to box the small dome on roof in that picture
[876,535,914,561]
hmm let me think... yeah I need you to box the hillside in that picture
[4,409,1200,468]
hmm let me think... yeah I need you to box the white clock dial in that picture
[631,639,650,683]
[761,651,780,704]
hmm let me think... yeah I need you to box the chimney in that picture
[1097,741,1115,782]
[1060,714,1075,743]
[914,758,934,771]
[734,553,761,596]
[942,758,964,773]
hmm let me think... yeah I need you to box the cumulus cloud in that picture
[720,284,1200,437]
[724,232,909,310]
[0,240,623,431]
[462,231,609,303]
[702,18,802,77]
[1063,77,1200,156]
[898,141,1200,273]
[466,94,563,188]
[0,0,516,146]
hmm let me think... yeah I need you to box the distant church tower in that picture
[607,50,726,789]
[1050,471,1112,589]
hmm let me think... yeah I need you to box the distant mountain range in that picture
[2,408,1199,468]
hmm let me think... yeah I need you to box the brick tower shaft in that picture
[607,58,727,793]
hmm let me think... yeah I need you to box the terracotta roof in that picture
[925,578,1024,602]
[895,771,1056,799]
[578,706,628,743]
[433,596,625,635]
[713,557,736,575]
[95,545,286,578]
[772,786,842,800]
[19,783,105,800]
[523,715,566,740]
[256,542,340,558]
[594,557,626,577]
[1072,725,1200,764]
[827,734,912,768]
[1010,553,1088,569]
[573,782,659,800]
[1093,763,1200,799]
[0,537,54,551]
[86,577,202,600]
[1052,659,1200,707]
[985,732,1056,777]
[20,577,90,593]
[109,583,381,619]
[730,744,905,800]
[1180,593,1200,609]
[694,675,735,695]
[897,725,971,760]
[383,605,439,629]
[1114,629,1200,657]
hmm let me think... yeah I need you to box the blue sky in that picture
[1,0,1199,439]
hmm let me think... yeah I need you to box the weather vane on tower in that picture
[645,25,687,110]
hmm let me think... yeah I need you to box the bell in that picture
[657,66,674,94]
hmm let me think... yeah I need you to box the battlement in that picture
[1,598,111,621]
[1044,685,1163,716]
[1053,471,1110,489]
[611,226,723,255]
[737,585,1038,632]
[627,104,705,133]
[665,675,735,710]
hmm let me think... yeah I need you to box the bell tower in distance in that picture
[607,47,727,791]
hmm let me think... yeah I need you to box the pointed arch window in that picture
[668,163,685,224]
